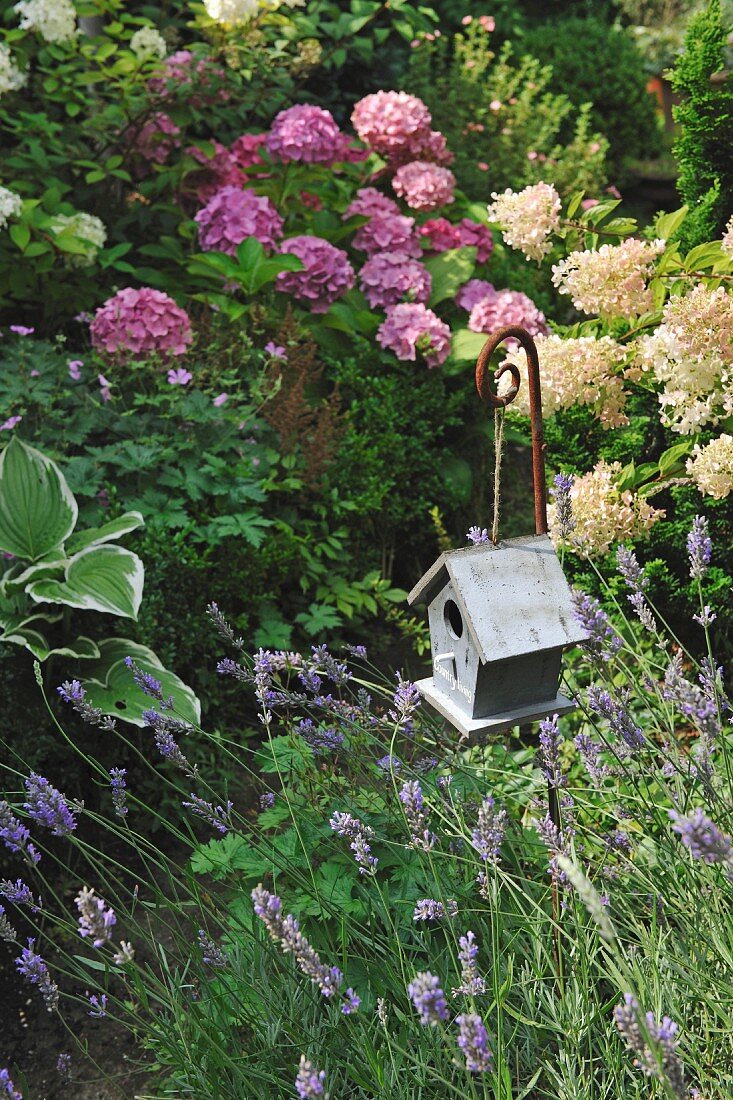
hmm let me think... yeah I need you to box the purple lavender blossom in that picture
[614,994,686,1098]
[145,711,197,776]
[552,473,575,540]
[572,590,623,661]
[412,898,458,922]
[0,1069,22,1099]
[182,794,233,833]
[663,654,721,775]
[342,987,361,1015]
[75,887,116,947]
[216,657,251,682]
[467,526,491,545]
[56,1053,71,1081]
[344,643,367,659]
[471,796,508,863]
[259,792,275,811]
[298,667,323,694]
[297,719,345,755]
[616,546,656,631]
[0,879,40,912]
[88,993,108,1018]
[669,808,733,871]
[0,801,40,864]
[206,602,245,652]
[587,687,644,754]
[124,657,173,709]
[23,774,77,837]
[376,754,402,776]
[57,680,116,731]
[408,971,449,1025]
[537,713,567,789]
[574,733,610,785]
[295,1056,325,1098]
[456,1012,493,1072]
[197,929,229,968]
[454,931,486,996]
[399,780,436,850]
[414,755,439,773]
[330,811,378,875]
[251,885,345,1001]
[693,605,716,627]
[16,939,59,1011]
[109,769,128,818]
[310,644,351,685]
[687,515,712,580]
[389,673,421,731]
[0,906,17,942]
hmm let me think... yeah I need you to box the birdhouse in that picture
[407,533,587,737]
[408,325,589,738]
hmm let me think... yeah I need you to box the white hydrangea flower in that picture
[203,0,259,23]
[636,285,733,435]
[0,43,27,96]
[722,214,733,259]
[487,182,561,262]
[552,238,665,320]
[500,333,629,428]
[50,211,107,266]
[130,26,167,60]
[548,459,664,557]
[687,434,733,499]
[14,0,78,43]
[0,186,23,230]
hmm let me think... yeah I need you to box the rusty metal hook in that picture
[474,325,548,537]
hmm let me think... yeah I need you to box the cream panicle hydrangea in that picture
[14,0,78,43]
[500,334,630,428]
[549,459,664,556]
[552,237,665,319]
[636,284,733,434]
[721,214,733,259]
[49,211,107,266]
[203,0,259,23]
[0,43,27,96]
[486,182,561,262]
[0,186,23,230]
[686,434,733,499]
[130,27,167,60]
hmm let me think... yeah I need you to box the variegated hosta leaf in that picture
[79,639,202,728]
[27,545,144,620]
[0,437,78,561]
[66,511,144,555]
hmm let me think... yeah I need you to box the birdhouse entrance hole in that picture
[444,599,464,639]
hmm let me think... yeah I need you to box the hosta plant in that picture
[0,436,199,725]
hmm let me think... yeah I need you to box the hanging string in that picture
[491,405,505,545]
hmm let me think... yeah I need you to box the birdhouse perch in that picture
[407,325,589,738]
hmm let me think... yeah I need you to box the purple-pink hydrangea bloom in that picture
[195,186,284,255]
[276,235,355,313]
[421,218,493,263]
[392,160,456,212]
[344,187,401,220]
[185,142,245,204]
[132,111,181,167]
[352,90,432,159]
[90,287,193,359]
[148,50,230,105]
[455,279,497,312]
[352,211,421,258]
[265,104,351,165]
[377,302,451,368]
[359,250,431,309]
[468,288,547,338]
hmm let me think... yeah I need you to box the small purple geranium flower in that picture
[168,367,192,386]
[264,341,287,360]
[0,416,22,431]
[213,392,228,407]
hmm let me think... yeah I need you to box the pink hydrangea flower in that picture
[90,287,194,359]
[132,112,181,167]
[195,186,284,255]
[265,104,351,165]
[277,235,355,313]
[359,251,432,309]
[377,302,451,368]
[353,211,421,258]
[420,218,493,262]
[392,161,455,212]
[185,142,244,204]
[456,279,497,311]
[352,91,432,159]
[148,50,230,105]
[468,289,547,339]
[456,218,493,263]
[229,133,267,172]
[344,187,401,220]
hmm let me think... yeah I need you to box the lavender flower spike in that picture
[408,971,449,1025]
[0,906,17,943]
[109,768,128,818]
[467,526,490,545]
[182,794,233,833]
[572,590,622,661]
[537,713,567,789]
[669,808,733,874]
[75,887,116,947]
[0,800,40,864]
[57,679,116,731]
[251,885,344,1001]
[454,930,486,996]
[330,811,378,875]
[687,515,712,580]
[552,473,575,540]
[614,994,686,1099]
[295,1055,325,1098]
[389,672,421,731]
[456,1012,493,1072]
[23,774,77,837]
[471,795,508,863]
[399,780,436,850]
[198,929,229,969]
[124,656,173,709]
[0,1069,22,1099]
[16,938,59,1011]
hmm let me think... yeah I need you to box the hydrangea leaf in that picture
[425,246,477,307]
[445,328,489,363]
[27,545,144,620]
[66,511,144,555]
[79,638,201,728]
[0,437,78,561]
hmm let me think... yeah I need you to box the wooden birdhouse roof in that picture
[407,534,588,664]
